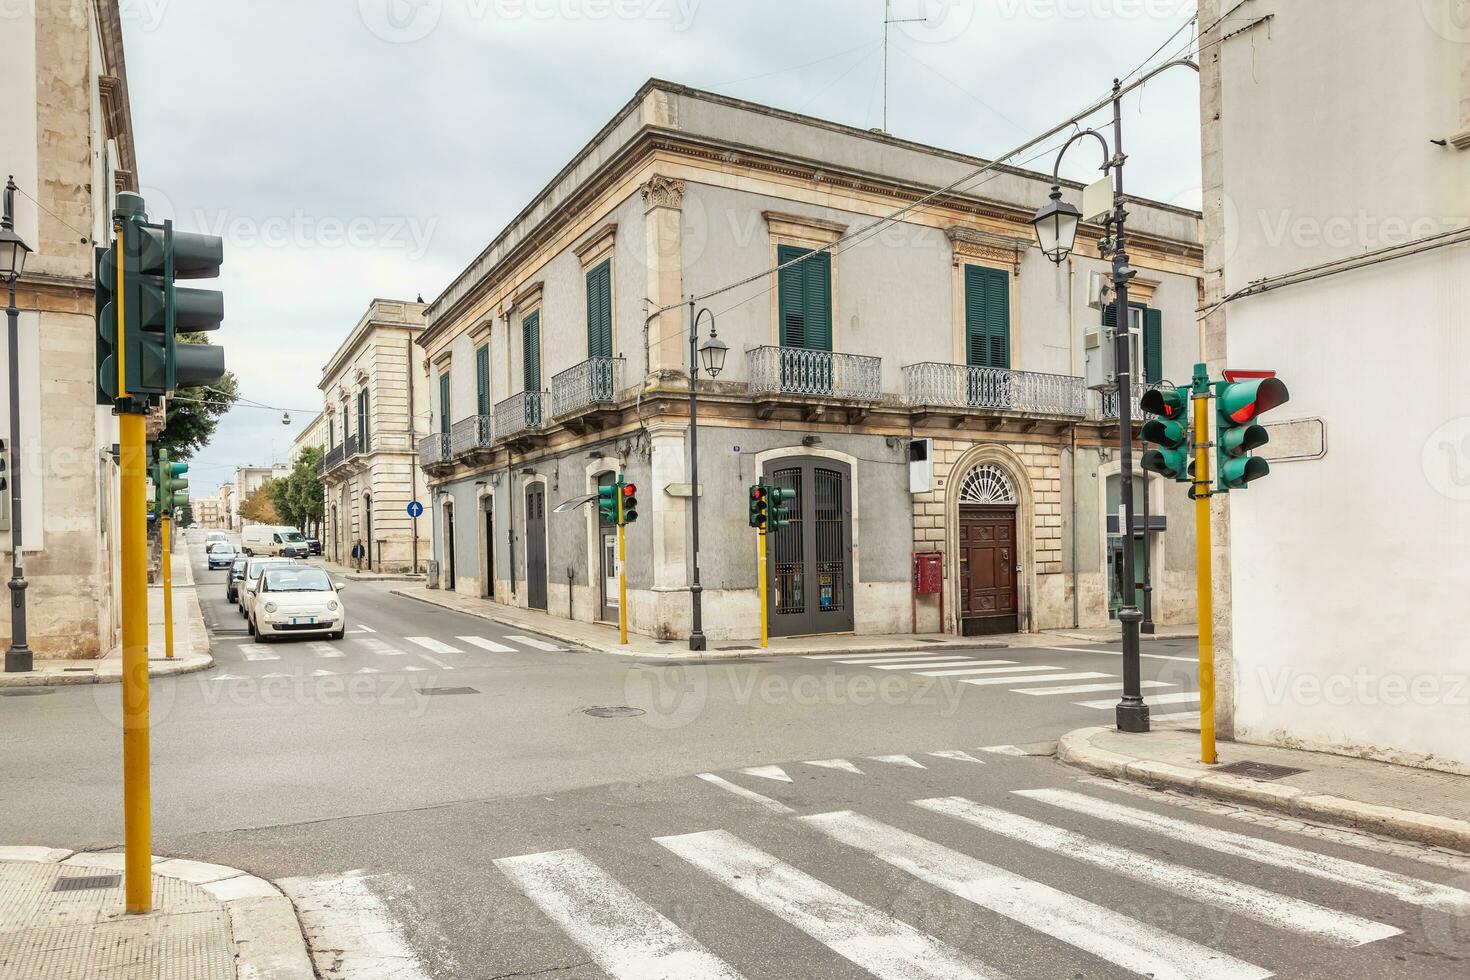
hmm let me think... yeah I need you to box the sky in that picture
[119,0,1203,495]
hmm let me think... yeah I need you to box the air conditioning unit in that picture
[909,438,933,494]
[1087,270,1113,310]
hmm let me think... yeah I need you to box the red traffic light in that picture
[622,483,637,498]
[751,486,766,500]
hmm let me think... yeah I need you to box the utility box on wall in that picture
[912,551,944,634]
[909,438,933,494]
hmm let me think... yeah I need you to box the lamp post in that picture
[1,177,34,674]
[685,301,728,652]
[1030,81,1149,733]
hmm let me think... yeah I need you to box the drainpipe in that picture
[1070,425,1080,629]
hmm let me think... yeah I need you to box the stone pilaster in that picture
[641,175,686,383]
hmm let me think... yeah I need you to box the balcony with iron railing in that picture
[494,390,548,444]
[1092,382,1169,422]
[551,356,624,427]
[318,444,342,475]
[902,363,1088,419]
[418,432,449,468]
[746,346,883,420]
[450,415,494,458]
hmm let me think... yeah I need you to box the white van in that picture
[240,524,311,558]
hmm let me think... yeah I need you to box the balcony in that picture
[450,415,494,459]
[903,363,1087,431]
[746,346,882,422]
[494,391,548,447]
[418,433,450,471]
[1092,383,1169,424]
[551,356,624,433]
[317,445,341,475]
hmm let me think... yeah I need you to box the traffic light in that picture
[597,482,618,524]
[748,482,769,529]
[768,486,796,531]
[153,449,189,515]
[1215,375,1290,491]
[1139,386,1191,482]
[619,480,638,525]
[95,191,226,406]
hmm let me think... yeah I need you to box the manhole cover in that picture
[583,705,646,718]
[1214,760,1307,781]
[53,874,121,892]
[0,688,55,697]
[417,686,480,696]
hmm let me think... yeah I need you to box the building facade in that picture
[1200,0,1470,773]
[317,299,431,572]
[0,0,139,657]
[418,81,1204,641]
[232,464,288,529]
[191,498,221,528]
[217,484,234,530]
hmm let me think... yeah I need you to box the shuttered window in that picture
[1103,302,1163,384]
[438,373,450,435]
[356,389,370,450]
[522,311,541,391]
[586,259,612,358]
[475,344,491,415]
[776,245,832,351]
[964,264,1010,368]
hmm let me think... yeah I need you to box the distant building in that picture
[217,484,235,531]
[233,464,289,529]
[289,412,327,462]
[191,498,222,529]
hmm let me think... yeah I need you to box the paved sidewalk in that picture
[0,846,312,979]
[1059,725,1470,853]
[314,556,425,583]
[1,544,212,688]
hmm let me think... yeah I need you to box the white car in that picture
[250,566,346,641]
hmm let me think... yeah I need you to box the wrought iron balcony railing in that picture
[902,363,1087,417]
[344,433,360,459]
[418,433,449,467]
[319,444,343,474]
[1092,382,1169,421]
[494,391,547,441]
[450,415,494,457]
[551,356,624,418]
[746,346,882,401]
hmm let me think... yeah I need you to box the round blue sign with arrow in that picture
[406,500,424,518]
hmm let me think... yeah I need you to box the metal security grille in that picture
[814,468,846,615]
[770,467,804,616]
[765,457,854,636]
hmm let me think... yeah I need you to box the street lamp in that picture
[2,176,33,674]
[1030,83,1150,734]
[686,302,724,651]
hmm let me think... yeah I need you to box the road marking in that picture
[919,796,1399,947]
[210,673,246,681]
[1076,691,1199,709]
[832,654,1001,665]
[261,672,291,679]
[1014,680,1174,696]
[278,870,431,980]
[357,624,376,633]
[737,765,791,783]
[917,664,1064,677]
[457,635,516,653]
[507,634,565,651]
[240,648,279,661]
[403,665,428,672]
[694,773,793,814]
[656,829,1000,980]
[959,671,1112,687]
[868,660,991,671]
[495,849,745,980]
[803,651,932,660]
[926,750,984,765]
[1016,787,1470,915]
[866,754,925,769]
[1030,645,1197,664]
[358,638,406,656]
[802,810,1269,980]
[804,759,864,774]
[311,669,335,677]
[417,654,453,670]
[307,642,344,658]
[406,636,462,655]
[356,667,381,674]
[976,745,1026,756]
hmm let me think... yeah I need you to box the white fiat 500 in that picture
[250,566,346,641]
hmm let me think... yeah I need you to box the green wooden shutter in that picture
[586,260,612,359]
[357,389,370,447]
[522,311,541,391]
[804,251,832,351]
[964,265,1010,368]
[1143,307,1163,385]
[777,244,807,348]
[438,373,450,435]
[476,344,490,415]
[776,245,832,351]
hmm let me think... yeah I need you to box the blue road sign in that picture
[406,500,424,518]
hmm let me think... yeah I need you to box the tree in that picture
[177,502,194,526]
[157,333,238,460]
[269,448,325,532]
[239,481,280,525]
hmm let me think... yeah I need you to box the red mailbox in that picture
[912,552,944,634]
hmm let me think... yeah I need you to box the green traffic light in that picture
[1141,447,1190,478]
[767,486,796,530]
[597,484,618,524]
[1215,376,1290,493]
[1220,454,1270,489]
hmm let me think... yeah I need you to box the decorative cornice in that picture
[640,174,685,212]
[1452,129,1470,151]
[763,210,848,245]
[946,226,1026,273]
[511,279,545,311]
[574,222,618,263]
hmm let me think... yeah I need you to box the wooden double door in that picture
[958,504,1019,636]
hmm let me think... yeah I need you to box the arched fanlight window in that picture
[958,463,1017,505]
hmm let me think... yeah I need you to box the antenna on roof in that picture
[883,0,928,133]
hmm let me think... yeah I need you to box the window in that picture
[1104,302,1163,384]
[776,245,832,350]
[586,259,612,358]
[963,265,1010,369]
[328,416,334,447]
[522,310,542,391]
[356,389,370,451]
[476,344,491,416]
[438,372,450,435]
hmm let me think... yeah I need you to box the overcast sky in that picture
[120,0,1202,495]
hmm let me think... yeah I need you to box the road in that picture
[1,531,1465,978]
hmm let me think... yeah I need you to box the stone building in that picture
[232,464,288,529]
[316,299,431,572]
[417,80,1203,641]
[0,0,139,657]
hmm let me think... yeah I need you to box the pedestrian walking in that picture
[351,538,366,572]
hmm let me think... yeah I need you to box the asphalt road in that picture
[2,531,1465,978]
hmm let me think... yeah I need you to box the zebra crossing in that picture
[803,648,1203,725]
[490,772,1470,980]
[209,627,568,680]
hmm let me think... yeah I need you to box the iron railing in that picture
[450,415,494,456]
[494,391,547,440]
[418,433,449,467]
[902,362,1087,417]
[551,356,624,417]
[344,433,360,459]
[319,444,343,474]
[1093,382,1169,421]
[746,346,882,401]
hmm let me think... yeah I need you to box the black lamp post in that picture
[1,177,34,674]
[1030,81,1149,733]
[685,302,727,652]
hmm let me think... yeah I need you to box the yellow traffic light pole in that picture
[161,512,173,659]
[617,489,627,645]
[1192,376,1217,766]
[758,527,769,649]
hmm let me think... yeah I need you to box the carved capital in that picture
[946,226,1026,275]
[640,174,686,212]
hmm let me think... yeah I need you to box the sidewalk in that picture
[391,583,1197,658]
[0,544,212,688]
[1059,726,1470,853]
[314,556,425,583]
[0,845,312,978]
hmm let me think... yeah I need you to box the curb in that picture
[0,846,314,979]
[0,654,214,689]
[1057,727,1470,854]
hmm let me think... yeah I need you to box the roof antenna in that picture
[883,0,927,133]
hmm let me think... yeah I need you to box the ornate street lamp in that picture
[1030,187,1082,265]
[685,303,723,651]
[2,176,34,674]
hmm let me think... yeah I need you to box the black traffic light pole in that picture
[2,179,30,673]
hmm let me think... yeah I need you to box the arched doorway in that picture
[330,505,339,563]
[956,463,1020,636]
[442,501,456,591]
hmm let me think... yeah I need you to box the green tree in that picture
[269,448,325,533]
[239,481,279,525]
[157,333,238,460]
[177,502,194,526]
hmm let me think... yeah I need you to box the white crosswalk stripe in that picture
[926,750,984,765]
[656,829,1002,979]
[833,654,1003,666]
[801,810,1270,980]
[1015,680,1174,696]
[457,635,516,653]
[694,773,792,814]
[959,671,1112,687]
[496,849,745,980]
[804,759,864,774]
[507,634,565,651]
[357,638,406,656]
[406,636,461,655]
[306,642,344,658]
[802,651,933,660]
[1076,691,1199,709]
[1016,788,1470,914]
[918,664,1065,677]
[736,765,790,783]
[867,754,926,769]
[917,796,1400,946]
[417,654,453,670]
[869,659,990,670]
[240,648,279,661]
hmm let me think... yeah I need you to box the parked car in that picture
[305,536,323,556]
[206,542,237,570]
[205,531,230,548]
[239,556,296,618]
[250,565,346,642]
[240,524,311,558]
[225,556,249,603]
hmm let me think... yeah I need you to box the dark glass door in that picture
[766,458,853,636]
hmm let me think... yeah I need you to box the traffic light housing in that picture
[153,449,189,516]
[749,482,769,529]
[1139,386,1191,483]
[767,486,796,531]
[1215,376,1290,491]
[597,482,618,524]
[619,480,638,525]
